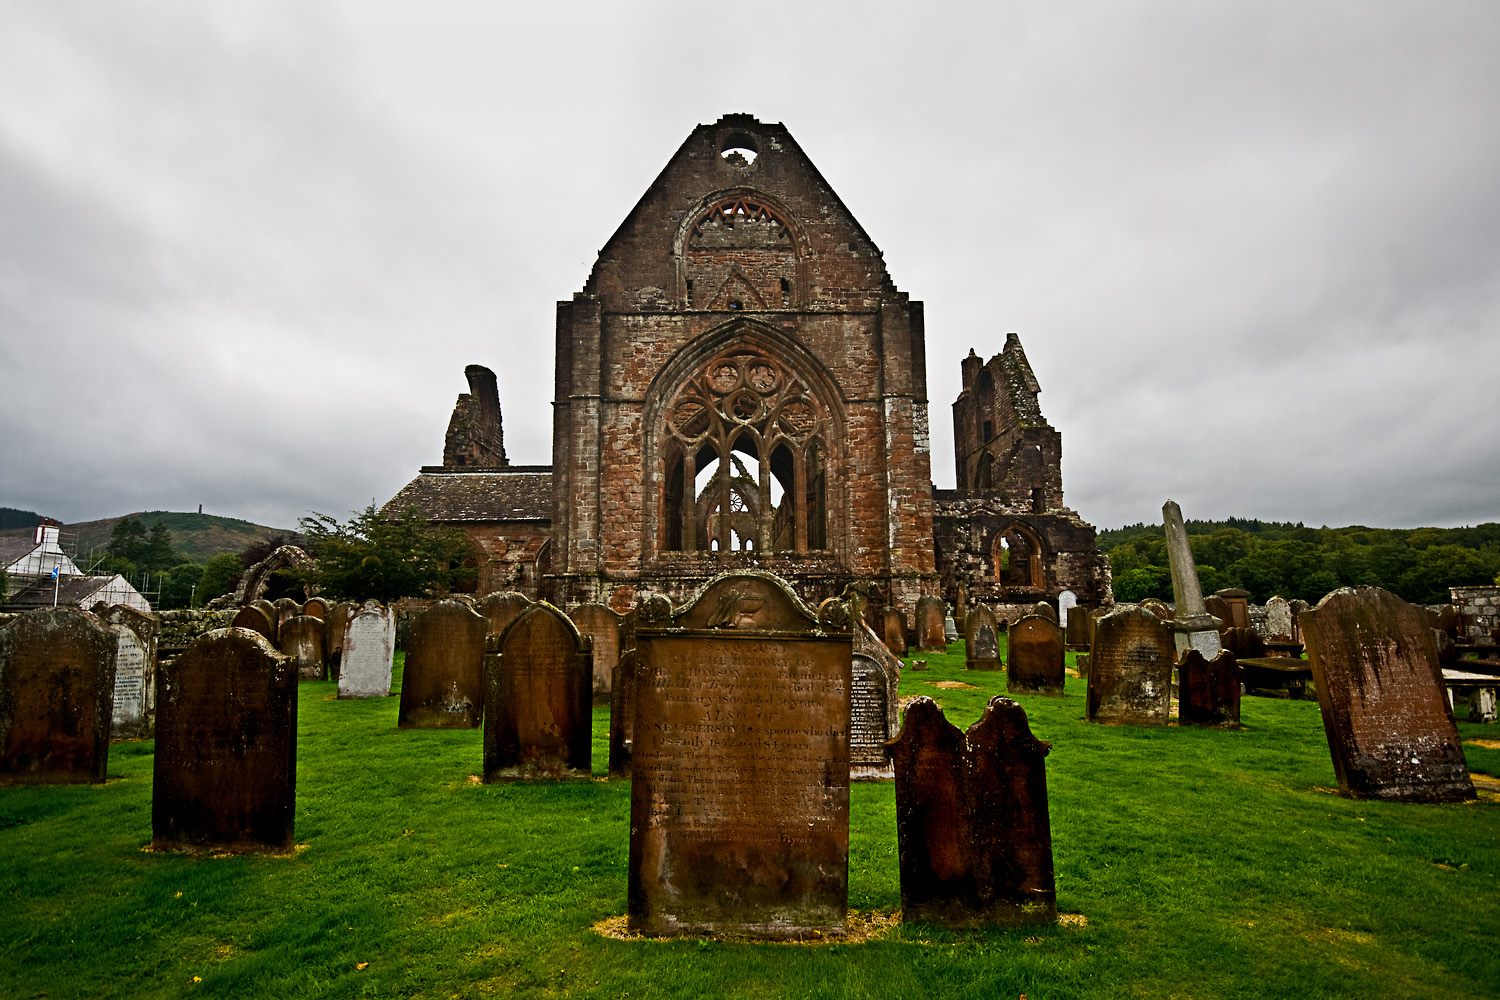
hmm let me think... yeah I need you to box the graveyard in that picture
[2,634,1497,1000]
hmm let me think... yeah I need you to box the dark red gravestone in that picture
[0,608,118,785]
[1300,587,1474,803]
[609,608,644,778]
[1177,648,1241,728]
[964,603,1002,671]
[231,605,277,644]
[483,603,593,781]
[398,600,488,729]
[883,606,909,657]
[1221,627,1265,660]
[1203,595,1233,635]
[1007,615,1065,696]
[914,595,947,653]
[301,597,328,620]
[1087,605,1173,726]
[324,600,357,664]
[629,571,853,939]
[279,615,327,681]
[569,602,623,698]
[152,629,297,852]
[889,696,1056,927]
[476,591,533,637]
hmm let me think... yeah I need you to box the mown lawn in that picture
[2,645,1497,999]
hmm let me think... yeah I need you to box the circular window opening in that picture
[720,132,759,165]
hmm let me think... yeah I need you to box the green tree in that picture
[1111,566,1173,603]
[108,517,148,562]
[197,553,243,603]
[297,505,478,603]
[139,521,178,573]
[1395,545,1500,605]
[156,562,206,610]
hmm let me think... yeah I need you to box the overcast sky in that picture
[2,1,1497,535]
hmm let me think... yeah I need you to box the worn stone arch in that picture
[990,521,1048,591]
[672,188,812,309]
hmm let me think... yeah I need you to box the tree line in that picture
[1100,518,1500,606]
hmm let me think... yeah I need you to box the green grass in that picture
[2,645,1498,999]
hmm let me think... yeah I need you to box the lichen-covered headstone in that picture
[1030,601,1058,624]
[483,603,593,781]
[0,608,118,785]
[476,591,532,638]
[279,615,327,681]
[338,602,395,699]
[851,623,900,780]
[1177,648,1240,728]
[964,604,1002,671]
[152,629,296,852]
[301,597,328,620]
[914,595,947,653]
[272,598,302,634]
[398,600,487,729]
[629,571,852,939]
[1264,596,1294,643]
[1007,614,1065,696]
[889,696,1056,927]
[231,605,276,644]
[1087,605,1173,726]
[1300,587,1474,802]
[101,604,158,739]
[569,602,622,698]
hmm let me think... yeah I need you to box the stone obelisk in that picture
[1162,500,1223,658]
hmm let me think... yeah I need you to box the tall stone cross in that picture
[1162,500,1223,658]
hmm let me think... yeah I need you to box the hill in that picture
[0,510,293,566]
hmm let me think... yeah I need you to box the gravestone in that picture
[1264,596,1294,642]
[1087,605,1174,726]
[1214,588,1251,629]
[476,591,532,638]
[1031,601,1058,624]
[914,595,947,653]
[272,598,302,634]
[944,615,960,644]
[397,599,488,729]
[231,604,277,644]
[1221,626,1265,660]
[1057,589,1077,623]
[1289,599,1311,643]
[882,606,909,657]
[1065,604,1093,650]
[954,580,968,622]
[1203,595,1234,636]
[1177,648,1240,728]
[252,599,278,639]
[0,608,118,785]
[1007,614,1065,696]
[301,597,328,620]
[609,646,640,779]
[338,601,395,699]
[889,696,1056,927]
[964,604,1002,671]
[569,602,623,698]
[483,603,593,781]
[279,615,327,681]
[851,623,901,780]
[1140,598,1173,621]
[629,571,853,939]
[324,600,357,677]
[1162,500,1223,657]
[101,605,158,739]
[1300,587,1474,802]
[152,629,297,852]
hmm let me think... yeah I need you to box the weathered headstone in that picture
[1221,626,1265,661]
[1203,595,1234,636]
[1031,601,1058,624]
[231,604,277,644]
[1177,648,1240,728]
[609,645,640,779]
[1214,588,1251,629]
[954,580,968,622]
[1264,596,1294,642]
[1289,599,1311,643]
[1065,603,1093,650]
[101,605,158,739]
[1007,614,1065,696]
[324,600,357,677]
[0,608,118,785]
[569,602,622,698]
[944,615,960,644]
[1057,589,1077,623]
[152,629,296,852]
[851,623,901,780]
[629,571,853,939]
[398,599,488,729]
[882,606,909,657]
[914,595,947,653]
[483,603,593,781]
[252,599,278,639]
[279,615,327,681]
[272,597,302,634]
[964,604,1002,671]
[1161,500,1223,658]
[1086,605,1174,726]
[476,591,532,638]
[338,601,395,699]
[1300,587,1474,802]
[302,597,328,620]
[1140,598,1173,621]
[889,696,1056,927]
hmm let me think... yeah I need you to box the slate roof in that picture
[3,575,120,611]
[0,536,37,569]
[383,466,554,522]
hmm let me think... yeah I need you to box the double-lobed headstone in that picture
[0,608,118,785]
[483,603,593,781]
[1007,614,1065,696]
[338,601,395,699]
[280,615,327,681]
[964,603,1002,671]
[1087,605,1173,726]
[851,623,901,780]
[889,696,1056,927]
[628,571,853,939]
[914,595,948,653]
[153,628,297,852]
[100,604,158,739]
[1301,587,1474,802]
[398,599,487,729]
[1176,648,1240,728]
[569,602,623,698]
